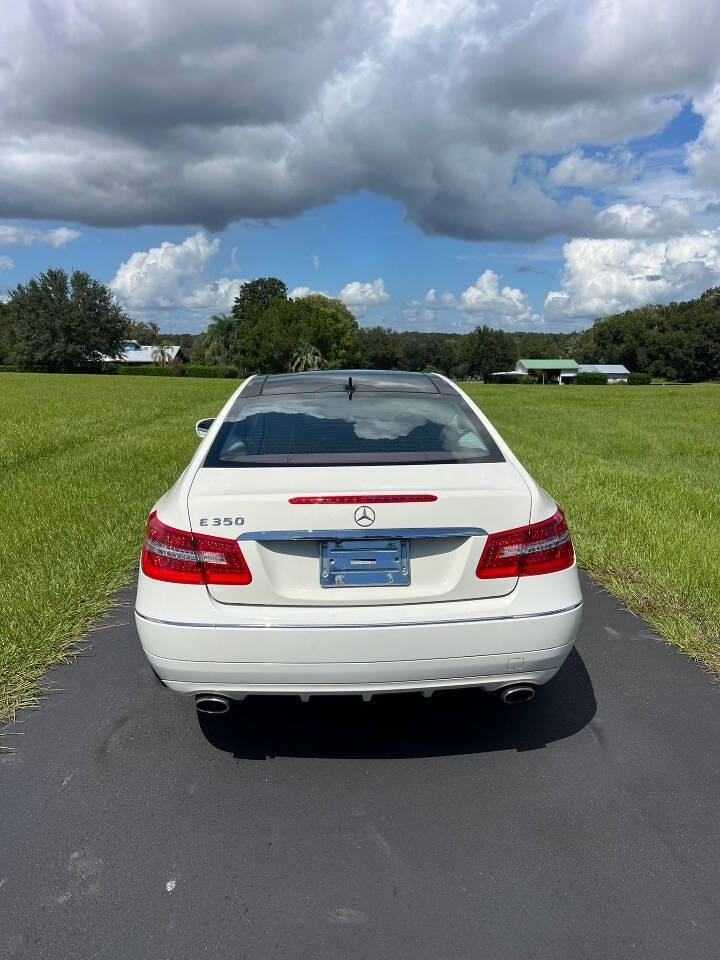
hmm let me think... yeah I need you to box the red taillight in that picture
[141,511,252,585]
[476,508,574,579]
[289,494,437,504]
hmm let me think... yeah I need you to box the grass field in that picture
[1,374,232,722]
[1,373,719,722]
[463,381,720,678]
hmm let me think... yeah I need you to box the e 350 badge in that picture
[198,516,245,527]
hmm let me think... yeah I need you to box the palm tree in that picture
[290,340,324,372]
[202,313,236,366]
[151,344,172,366]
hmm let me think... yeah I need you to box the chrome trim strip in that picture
[135,600,582,631]
[236,526,488,542]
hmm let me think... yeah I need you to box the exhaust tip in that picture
[499,684,535,704]
[195,694,231,715]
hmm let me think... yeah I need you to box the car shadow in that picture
[197,647,596,759]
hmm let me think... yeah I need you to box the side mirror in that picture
[195,418,215,438]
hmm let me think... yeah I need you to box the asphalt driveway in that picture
[2,573,718,959]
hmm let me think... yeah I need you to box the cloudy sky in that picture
[1,0,720,332]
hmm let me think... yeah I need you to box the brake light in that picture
[289,494,437,504]
[141,511,252,585]
[476,508,574,579]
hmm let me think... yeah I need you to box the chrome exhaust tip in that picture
[499,684,535,704]
[195,694,231,715]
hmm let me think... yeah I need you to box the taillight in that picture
[141,511,252,585]
[476,508,574,579]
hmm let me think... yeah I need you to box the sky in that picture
[1,0,720,334]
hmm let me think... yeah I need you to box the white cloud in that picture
[44,227,82,248]
[338,278,390,308]
[456,270,540,324]
[291,280,389,316]
[289,285,331,299]
[0,1,719,241]
[180,277,246,312]
[403,300,438,326]
[686,83,720,192]
[0,254,14,271]
[549,150,637,190]
[111,232,245,312]
[405,271,540,329]
[289,286,313,299]
[0,224,80,247]
[544,232,720,321]
[593,200,694,238]
[311,255,320,270]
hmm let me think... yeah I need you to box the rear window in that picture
[204,392,504,467]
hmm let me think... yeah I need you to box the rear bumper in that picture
[135,599,582,696]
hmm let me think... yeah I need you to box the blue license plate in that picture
[320,539,410,587]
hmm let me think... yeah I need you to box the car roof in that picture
[243,370,457,396]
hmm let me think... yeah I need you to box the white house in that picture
[575,364,630,383]
[492,359,579,384]
[102,340,188,365]
[492,359,633,384]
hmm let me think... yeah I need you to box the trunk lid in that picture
[188,462,531,605]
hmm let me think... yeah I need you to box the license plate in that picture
[320,539,410,587]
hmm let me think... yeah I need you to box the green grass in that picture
[462,382,720,676]
[1,373,234,721]
[1,375,718,722]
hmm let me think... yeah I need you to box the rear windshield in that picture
[204,392,504,467]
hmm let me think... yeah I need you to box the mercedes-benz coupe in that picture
[135,371,582,713]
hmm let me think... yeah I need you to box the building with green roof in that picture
[492,358,579,384]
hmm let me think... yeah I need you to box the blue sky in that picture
[1,194,569,332]
[1,1,719,334]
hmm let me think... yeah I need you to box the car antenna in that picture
[344,375,356,399]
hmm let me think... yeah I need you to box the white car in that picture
[135,370,582,713]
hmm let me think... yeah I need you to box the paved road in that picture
[2,573,719,959]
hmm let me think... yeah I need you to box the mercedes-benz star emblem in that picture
[354,505,376,527]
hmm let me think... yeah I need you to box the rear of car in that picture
[135,371,582,706]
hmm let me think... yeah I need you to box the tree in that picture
[199,313,236,366]
[125,318,160,344]
[0,300,13,364]
[356,327,403,369]
[151,344,173,366]
[157,331,204,360]
[587,288,720,381]
[292,295,358,367]
[4,268,129,372]
[234,294,358,375]
[231,278,287,323]
[290,340,323,371]
[464,325,515,381]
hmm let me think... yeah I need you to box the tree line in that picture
[147,281,720,382]
[1,268,719,381]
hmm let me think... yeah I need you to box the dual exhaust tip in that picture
[196,686,535,712]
